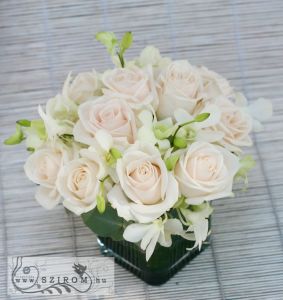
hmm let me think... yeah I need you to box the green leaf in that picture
[96,31,117,55]
[194,113,210,122]
[110,147,122,160]
[120,32,133,55]
[165,154,180,171]
[96,194,106,214]
[4,124,25,145]
[81,205,127,241]
[16,119,31,127]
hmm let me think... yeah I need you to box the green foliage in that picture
[105,148,122,166]
[30,120,47,140]
[120,32,133,55]
[16,119,31,127]
[96,31,117,55]
[96,31,133,68]
[170,113,210,149]
[173,136,187,149]
[4,124,25,145]
[235,155,256,185]
[194,113,210,122]
[96,194,106,214]
[165,154,180,171]
[81,204,127,241]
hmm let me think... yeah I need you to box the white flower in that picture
[157,60,203,119]
[63,71,101,104]
[180,202,213,250]
[175,141,239,205]
[137,110,173,152]
[107,143,179,223]
[38,93,78,141]
[56,148,106,215]
[123,218,183,261]
[102,66,158,110]
[24,144,70,209]
[234,93,273,132]
[73,96,137,147]
[211,96,253,152]
[137,46,163,67]
[199,66,233,99]
[136,46,171,78]
[174,105,224,143]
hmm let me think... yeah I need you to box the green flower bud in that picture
[173,136,188,149]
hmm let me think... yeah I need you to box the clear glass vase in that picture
[97,231,210,285]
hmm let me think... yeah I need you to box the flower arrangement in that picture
[5,32,272,263]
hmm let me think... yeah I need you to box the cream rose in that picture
[63,71,101,104]
[107,143,179,223]
[212,96,253,152]
[157,60,203,119]
[102,66,158,109]
[175,141,239,205]
[24,147,64,210]
[199,66,233,99]
[73,96,137,146]
[56,149,106,215]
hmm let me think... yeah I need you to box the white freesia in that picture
[24,143,72,209]
[107,142,179,223]
[157,60,203,119]
[56,148,106,215]
[123,218,183,261]
[180,202,213,250]
[73,96,137,147]
[63,71,101,104]
[175,141,239,205]
[102,66,158,110]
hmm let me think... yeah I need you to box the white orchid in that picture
[174,104,223,143]
[179,202,213,250]
[137,110,175,153]
[38,94,78,142]
[234,93,273,132]
[123,217,183,261]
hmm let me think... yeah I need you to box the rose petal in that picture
[35,186,60,210]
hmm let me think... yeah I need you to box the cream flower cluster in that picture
[10,44,272,261]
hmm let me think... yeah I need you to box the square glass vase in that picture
[97,229,210,285]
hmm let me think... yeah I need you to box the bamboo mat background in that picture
[1,0,283,299]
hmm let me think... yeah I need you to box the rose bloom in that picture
[107,143,179,223]
[102,66,158,109]
[198,66,233,99]
[175,141,239,205]
[73,96,137,146]
[24,147,64,210]
[63,71,101,104]
[56,148,106,215]
[157,60,203,119]
[212,96,253,152]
